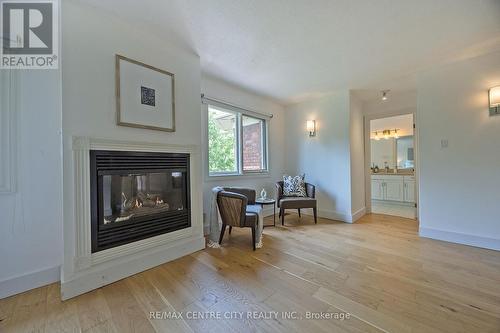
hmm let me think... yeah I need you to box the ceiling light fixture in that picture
[381,90,389,101]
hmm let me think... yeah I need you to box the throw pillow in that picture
[283,174,307,197]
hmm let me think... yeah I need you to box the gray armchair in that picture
[217,188,259,250]
[275,181,317,225]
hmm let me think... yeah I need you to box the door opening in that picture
[365,113,418,220]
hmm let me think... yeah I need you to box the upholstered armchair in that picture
[275,181,317,225]
[216,187,260,250]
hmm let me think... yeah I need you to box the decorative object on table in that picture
[260,188,267,199]
[115,54,175,132]
[208,187,263,249]
[282,174,307,197]
[276,180,317,225]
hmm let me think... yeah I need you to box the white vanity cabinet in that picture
[371,179,384,200]
[371,175,415,203]
[403,176,415,203]
[384,178,404,201]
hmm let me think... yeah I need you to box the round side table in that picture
[255,198,276,227]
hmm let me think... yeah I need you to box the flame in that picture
[135,198,142,208]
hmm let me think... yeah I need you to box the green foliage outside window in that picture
[208,112,237,173]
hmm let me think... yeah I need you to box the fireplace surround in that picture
[62,137,204,300]
[90,150,191,252]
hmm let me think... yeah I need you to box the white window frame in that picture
[204,98,270,178]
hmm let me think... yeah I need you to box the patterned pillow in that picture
[283,174,307,197]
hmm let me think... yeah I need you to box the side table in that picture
[255,198,276,227]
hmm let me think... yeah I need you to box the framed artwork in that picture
[115,54,175,132]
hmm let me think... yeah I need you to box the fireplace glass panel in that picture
[100,171,187,225]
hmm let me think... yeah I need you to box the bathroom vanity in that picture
[371,173,415,203]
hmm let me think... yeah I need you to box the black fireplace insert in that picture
[90,150,191,252]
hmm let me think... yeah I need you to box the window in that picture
[208,106,238,174]
[207,104,268,176]
[242,115,266,171]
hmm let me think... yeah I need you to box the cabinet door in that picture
[404,181,416,203]
[371,180,384,200]
[384,179,404,201]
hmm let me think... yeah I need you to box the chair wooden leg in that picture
[229,226,232,235]
[313,207,317,224]
[281,208,285,225]
[298,208,301,217]
[251,226,256,251]
[219,224,227,244]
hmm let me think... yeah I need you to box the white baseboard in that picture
[61,236,205,300]
[351,207,367,222]
[0,266,60,299]
[419,227,500,251]
[319,208,353,223]
[295,207,354,223]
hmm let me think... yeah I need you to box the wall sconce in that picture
[306,120,316,137]
[489,86,500,116]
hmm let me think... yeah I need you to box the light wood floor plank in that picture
[100,280,156,333]
[75,289,117,333]
[2,285,48,333]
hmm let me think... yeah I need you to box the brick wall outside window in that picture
[243,122,262,170]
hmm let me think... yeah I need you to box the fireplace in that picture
[90,150,191,252]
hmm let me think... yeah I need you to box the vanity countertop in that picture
[371,172,414,176]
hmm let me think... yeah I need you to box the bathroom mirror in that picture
[370,135,414,170]
[396,136,414,169]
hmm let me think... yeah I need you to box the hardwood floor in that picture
[1,213,500,332]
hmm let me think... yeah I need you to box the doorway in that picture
[364,113,418,219]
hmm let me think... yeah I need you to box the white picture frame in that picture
[116,54,175,132]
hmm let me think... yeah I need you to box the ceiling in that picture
[80,0,500,104]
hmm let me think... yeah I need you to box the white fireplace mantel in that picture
[61,136,205,300]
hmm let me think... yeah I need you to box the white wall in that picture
[349,93,366,219]
[0,70,63,299]
[201,76,286,225]
[417,50,500,250]
[284,91,354,221]
[61,0,203,280]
